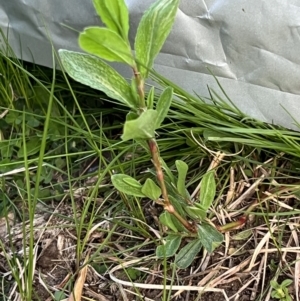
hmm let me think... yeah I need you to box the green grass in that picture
[1,40,300,301]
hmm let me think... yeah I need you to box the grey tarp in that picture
[1,0,300,129]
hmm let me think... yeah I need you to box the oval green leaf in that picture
[169,195,188,232]
[122,109,157,141]
[197,223,223,253]
[18,138,41,158]
[111,174,145,197]
[156,235,182,258]
[281,279,293,287]
[79,27,134,66]
[59,50,134,108]
[160,157,176,184]
[175,239,202,269]
[184,206,206,220]
[199,171,216,210]
[123,177,143,188]
[232,229,252,241]
[147,86,155,110]
[159,212,177,233]
[155,87,173,128]
[175,160,189,198]
[134,0,180,78]
[141,178,161,201]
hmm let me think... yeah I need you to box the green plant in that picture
[270,279,293,301]
[58,0,223,267]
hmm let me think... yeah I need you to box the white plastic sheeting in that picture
[1,0,300,129]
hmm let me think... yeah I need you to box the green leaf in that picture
[125,112,149,150]
[156,235,182,258]
[91,263,108,275]
[147,86,155,110]
[92,0,129,40]
[199,171,216,210]
[175,239,202,269]
[203,129,228,141]
[168,195,188,232]
[141,178,161,201]
[123,177,143,188]
[232,229,252,240]
[129,79,139,107]
[59,50,135,108]
[54,291,67,301]
[184,206,206,220]
[111,174,145,197]
[18,137,41,157]
[5,111,22,125]
[281,279,293,287]
[26,117,40,127]
[155,87,173,128]
[126,111,139,121]
[197,223,223,253]
[37,188,51,199]
[79,27,134,66]
[160,157,176,185]
[175,160,189,198]
[122,109,157,141]
[159,212,178,232]
[134,0,180,78]
[125,268,141,280]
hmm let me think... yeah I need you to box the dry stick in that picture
[289,223,300,301]
[219,181,300,232]
[109,257,230,301]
